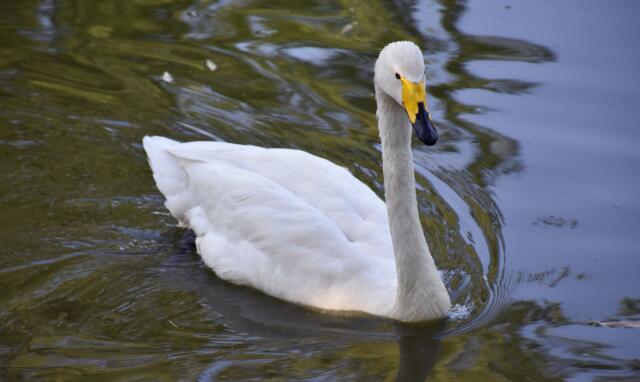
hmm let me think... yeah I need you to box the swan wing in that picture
[143,136,396,314]
[165,139,393,257]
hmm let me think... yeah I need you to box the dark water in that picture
[1,0,639,380]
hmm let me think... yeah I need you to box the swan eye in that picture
[395,73,401,80]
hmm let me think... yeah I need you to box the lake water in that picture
[1,0,639,380]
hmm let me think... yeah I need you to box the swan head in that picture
[374,41,438,146]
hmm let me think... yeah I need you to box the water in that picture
[1,0,639,380]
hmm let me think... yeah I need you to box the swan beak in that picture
[413,102,438,146]
[401,79,438,146]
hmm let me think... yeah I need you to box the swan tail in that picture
[143,135,192,226]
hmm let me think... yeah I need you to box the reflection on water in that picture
[0,0,639,380]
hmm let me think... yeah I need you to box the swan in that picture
[143,41,451,322]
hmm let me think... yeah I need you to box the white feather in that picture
[144,138,397,314]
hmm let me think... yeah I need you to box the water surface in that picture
[1,0,639,380]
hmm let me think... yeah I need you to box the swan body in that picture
[144,41,451,322]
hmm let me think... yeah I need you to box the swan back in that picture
[143,136,398,316]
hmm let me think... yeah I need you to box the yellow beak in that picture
[400,78,426,123]
[399,76,439,146]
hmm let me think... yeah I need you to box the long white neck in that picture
[375,85,451,321]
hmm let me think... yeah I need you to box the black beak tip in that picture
[422,134,438,146]
[412,103,438,146]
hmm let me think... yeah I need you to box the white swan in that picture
[143,41,451,322]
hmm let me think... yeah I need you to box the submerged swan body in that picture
[144,41,451,322]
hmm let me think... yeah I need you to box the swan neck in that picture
[375,85,450,320]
